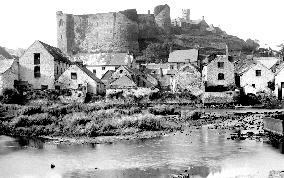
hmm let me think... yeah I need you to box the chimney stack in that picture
[148,10,150,14]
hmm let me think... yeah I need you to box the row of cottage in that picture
[1,40,284,100]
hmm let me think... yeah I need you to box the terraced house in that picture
[19,40,71,90]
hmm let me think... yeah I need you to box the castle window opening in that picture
[34,53,40,65]
[59,19,64,27]
[71,72,77,80]
[218,73,224,80]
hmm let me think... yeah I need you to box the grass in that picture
[0,103,181,138]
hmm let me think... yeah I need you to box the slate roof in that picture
[38,41,71,64]
[0,46,13,59]
[75,64,103,84]
[0,58,15,74]
[236,60,269,75]
[168,49,198,63]
[254,57,280,69]
[110,75,137,88]
[101,70,115,81]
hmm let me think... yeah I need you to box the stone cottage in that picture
[237,60,274,94]
[109,65,157,89]
[274,63,284,99]
[72,53,134,79]
[0,58,19,95]
[19,40,71,90]
[56,64,105,95]
[168,49,199,69]
[202,55,235,87]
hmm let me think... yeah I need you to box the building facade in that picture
[0,58,19,95]
[56,64,105,95]
[203,55,235,87]
[238,61,274,94]
[19,40,71,90]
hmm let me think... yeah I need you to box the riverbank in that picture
[1,102,282,145]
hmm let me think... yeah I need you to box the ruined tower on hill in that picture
[56,4,171,55]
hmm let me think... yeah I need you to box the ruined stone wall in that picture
[57,11,139,55]
[138,14,158,39]
[154,4,171,34]
[57,4,170,55]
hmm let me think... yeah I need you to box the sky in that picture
[1,0,284,50]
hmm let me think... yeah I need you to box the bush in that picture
[148,105,177,115]
[1,88,23,104]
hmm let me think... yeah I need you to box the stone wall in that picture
[57,4,170,55]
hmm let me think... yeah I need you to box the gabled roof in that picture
[0,58,15,74]
[101,70,114,81]
[168,49,198,63]
[0,46,13,59]
[75,64,103,84]
[275,62,284,75]
[237,60,269,75]
[73,53,133,66]
[110,75,137,88]
[38,41,71,64]
[254,57,280,69]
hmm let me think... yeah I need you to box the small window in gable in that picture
[119,70,123,74]
[217,62,224,69]
[218,73,224,80]
[71,72,77,80]
[256,70,261,76]
[34,53,40,65]
[102,67,105,70]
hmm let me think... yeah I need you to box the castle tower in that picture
[56,11,73,55]
[182,9,190,22]
[154,4,171,35]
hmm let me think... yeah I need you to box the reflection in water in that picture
[1,129,284,178]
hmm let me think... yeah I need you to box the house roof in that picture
[168,49,198,63]
[110,75,137,88]
[0,46,13,59]
[254,57,280,69]
[237,60,269,75]
[101,70,115,81]
[143,63,169,69]
[38,41,71,64]
[75,64,103,84]
[275,62,284,75]
[0,58,15,74]
[73,53,133,66]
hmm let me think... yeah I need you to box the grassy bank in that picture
[0,102,186,140]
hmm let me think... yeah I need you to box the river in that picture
[1,127,284,178]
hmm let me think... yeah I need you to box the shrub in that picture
[148,105,177,115]
[1,88,23,104]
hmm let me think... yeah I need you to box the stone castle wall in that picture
[57,4,171,55]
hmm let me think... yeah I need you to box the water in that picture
[1,128,284,178]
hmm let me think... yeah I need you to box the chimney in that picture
[148,10,150,14]
[202,16,204,20]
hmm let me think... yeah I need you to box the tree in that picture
[243,39,260,53]
[141,42,172,63]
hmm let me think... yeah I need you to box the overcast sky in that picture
[1,0,283,50]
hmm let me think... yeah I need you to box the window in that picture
[252,84,255,88]
[119,70,123,74]
[55,86,60,90]
[34,53,40,65]
[41,85,48,90]
[218,73,224,80]
[170,65,174,70]
[57,66,59,75]
[93,69,96,74]
[34,66,41,78]
[78,84,82,88]
[102,67,105,70]
[256,70,261,76]
[71,72,77,80]
[217,62,224,69]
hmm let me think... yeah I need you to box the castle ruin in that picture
[56,4,171,55]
